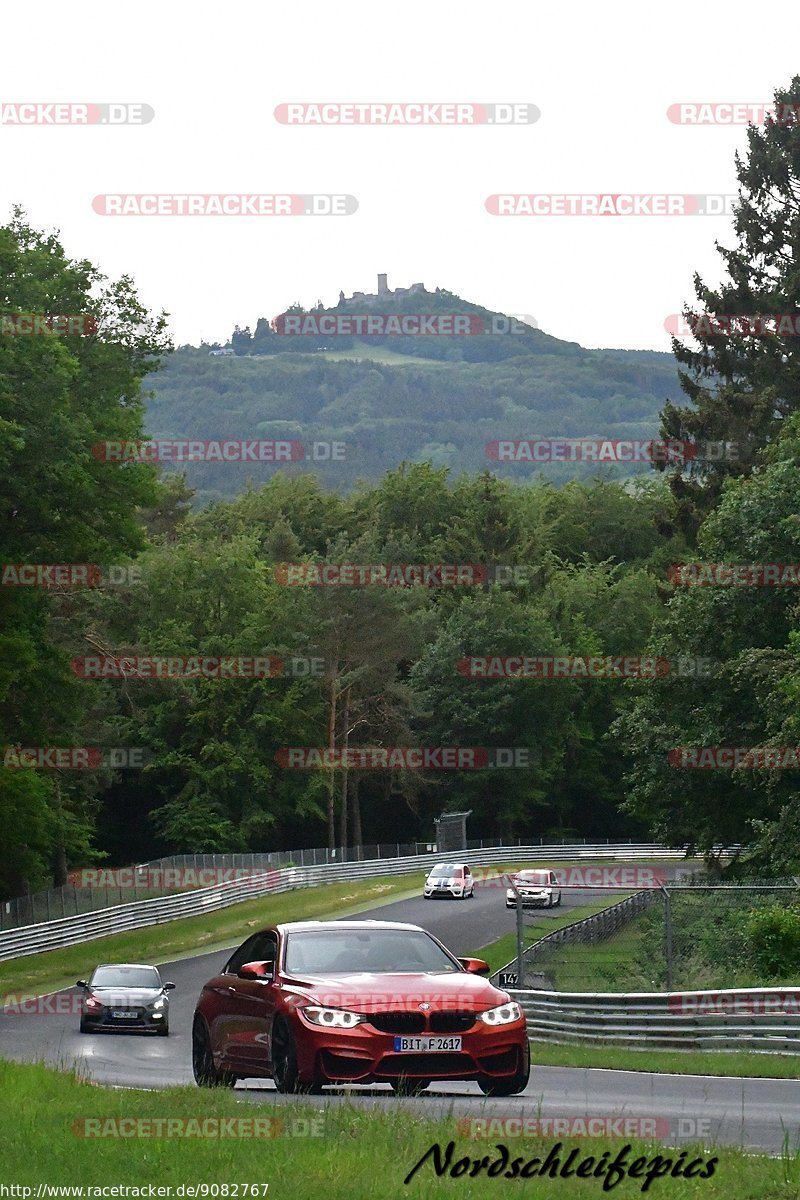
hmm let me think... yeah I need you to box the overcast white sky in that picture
[2,1,797,351]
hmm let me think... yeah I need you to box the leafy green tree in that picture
[615,414,800,852]
[409,589,575,837]
[0,210,170,894]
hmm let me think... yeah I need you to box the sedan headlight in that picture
[479,1002,522,1026]
[302,1006,366,1028]
[84,995,102,1010]
[150,997,167,1010]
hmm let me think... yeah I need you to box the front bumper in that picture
[81,1006,167,1032]
[292,1012,527,1083]
[507,891,551,906]
[424,885,464,898]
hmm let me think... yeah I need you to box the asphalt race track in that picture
[2,870,799,1153]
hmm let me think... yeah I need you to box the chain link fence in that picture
[504,879,800,992]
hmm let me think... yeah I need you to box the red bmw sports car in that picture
[192,919,529,1095]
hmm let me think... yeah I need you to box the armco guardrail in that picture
[0,840,705,931]
[0,843,699,961]
[513,987,800,1051]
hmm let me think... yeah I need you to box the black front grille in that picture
[320,1051,372,1080]
[378,1053,473,1077]
[429,1012,477,1033]
[477,1047,520,1073]
[368,1012,426,1034]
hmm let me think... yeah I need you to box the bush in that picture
[743,904,800,979]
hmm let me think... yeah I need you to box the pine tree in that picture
[658,75,800,533]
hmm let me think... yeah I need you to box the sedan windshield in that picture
[429,864,459,879]
[284,929,461,974]
[90,966,161,989]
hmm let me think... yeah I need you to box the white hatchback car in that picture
[423,863,475,900]
[506,869,562,908]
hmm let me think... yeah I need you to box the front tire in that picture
[193,1018,236,1087]
[477,1044,530,1097]
[272,1018,321,1094]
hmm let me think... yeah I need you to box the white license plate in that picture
[111,1010,137,1019]
[393,1036,462,1052]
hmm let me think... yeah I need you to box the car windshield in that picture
[90,966,161,989]
[515,871,551,885]
[429,864,459,879]
[284,928,461,974]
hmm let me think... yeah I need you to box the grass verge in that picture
[0,874,426,999]
[0,1059,796,1197]
[529,1040,800,1079]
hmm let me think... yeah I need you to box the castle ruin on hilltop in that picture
[338,274,428,307]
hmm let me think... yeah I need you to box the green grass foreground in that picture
[529,1040,800,1079]
[0,1060,796,1198]
[0,874,427,999]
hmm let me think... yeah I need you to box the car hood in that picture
[281,971,506,1011]
[89,987,164,1003]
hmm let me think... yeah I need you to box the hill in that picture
[146,285,682,502]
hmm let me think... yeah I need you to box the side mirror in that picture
[163,982,176,991]
[458,957,490,976]
[76,980,87,989]
[239,960,274,980]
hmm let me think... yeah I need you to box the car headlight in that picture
[479,1002,522,1026]
[85,996,102,1010]
[302,1006,366,1028]
[150,997,167,1010]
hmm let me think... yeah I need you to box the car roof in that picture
[273,919,426,935]
[92,962,160,970]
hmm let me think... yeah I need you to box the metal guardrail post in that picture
[515,880,524,986]
[661,884,674,990]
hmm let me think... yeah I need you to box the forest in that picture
[3,76,800,897]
